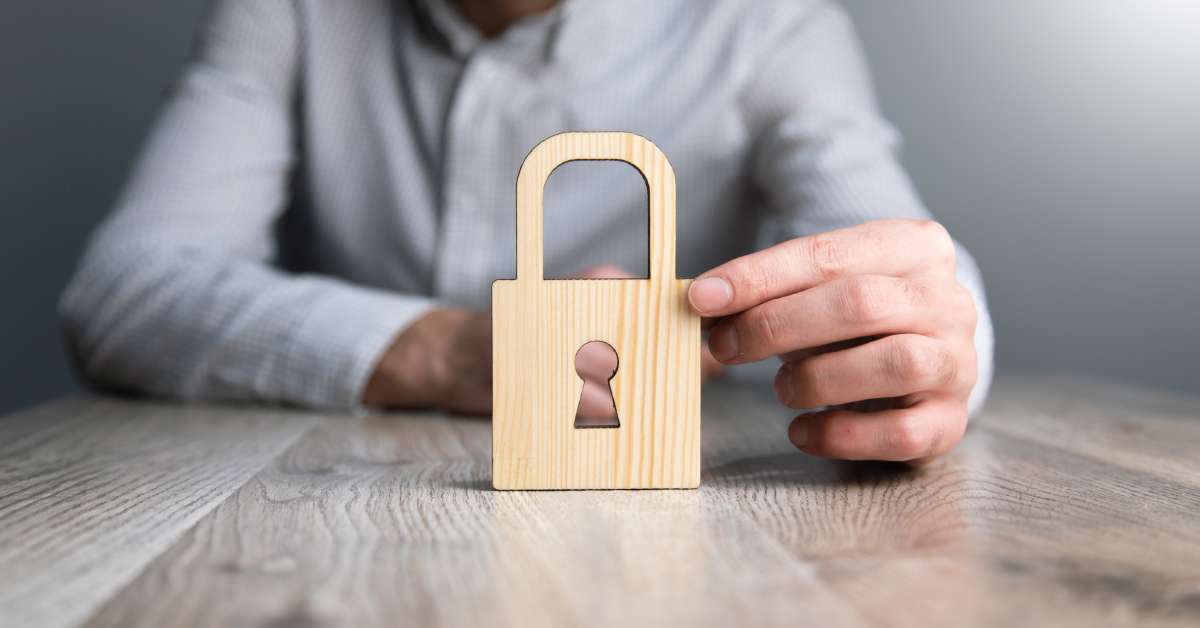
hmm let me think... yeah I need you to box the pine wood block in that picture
[492,132,702,490]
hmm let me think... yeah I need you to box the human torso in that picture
[281,0,770,310]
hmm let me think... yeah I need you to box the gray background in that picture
[2,1,1197,414]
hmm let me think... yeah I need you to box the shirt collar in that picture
[413,0,579,63]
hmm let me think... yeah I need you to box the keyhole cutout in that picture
[574,341,620,429]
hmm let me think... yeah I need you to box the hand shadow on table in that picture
[703,452,925,489]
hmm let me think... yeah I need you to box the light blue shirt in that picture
[60,0,993,410]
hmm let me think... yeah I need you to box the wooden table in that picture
[2,376,1199,628]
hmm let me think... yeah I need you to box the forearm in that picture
[55,0,426,408]
[60,239,434,408]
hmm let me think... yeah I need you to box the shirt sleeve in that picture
[741,1,994,415]
[59,0,435,409]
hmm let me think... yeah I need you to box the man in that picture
[60,0,993,463]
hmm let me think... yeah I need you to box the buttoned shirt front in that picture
[61,0,993,410]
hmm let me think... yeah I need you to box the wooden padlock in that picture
[492,132,702,490]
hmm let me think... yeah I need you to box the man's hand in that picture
[688,219,978,463]
[363,308,493,414]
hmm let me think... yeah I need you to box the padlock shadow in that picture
[439,456,917,492]
[444,477,493,492]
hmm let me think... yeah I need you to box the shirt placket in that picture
[435,50,507,309]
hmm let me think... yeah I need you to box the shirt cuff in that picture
[956,244,994,419]
[275,281,437,410]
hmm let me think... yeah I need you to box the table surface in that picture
[2,375,1199,628]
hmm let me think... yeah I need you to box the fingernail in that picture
[789,418,809,449]
[709,325,739,362]
[689,277,733,314]
[774,363,793,406]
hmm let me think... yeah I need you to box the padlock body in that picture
[492,277,701,489]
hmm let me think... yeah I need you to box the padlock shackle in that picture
[514,132,678,282]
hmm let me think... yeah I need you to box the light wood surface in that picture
[0,399,317,628]
[1,375,1199,628]
[493,132,701,489]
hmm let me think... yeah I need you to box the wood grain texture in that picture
[492,132,701,489]
[51,376,1200,628]
[0,397,318,628]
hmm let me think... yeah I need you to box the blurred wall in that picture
[1,1,210,414]
[840,0,1200,397]
[1,1,1197,414]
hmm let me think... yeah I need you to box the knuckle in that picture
[886,413,941,460]
[788,360,825,407]
[914,218,949,241]
[737,260,773,304]
[929,346,960,388]
[807,233,848,281]
[887,337,957,388]
[838,276,892,325]
[745,306,787,351]
[947,281,973,309]
[917,220,956,265]
[929,279,975,331]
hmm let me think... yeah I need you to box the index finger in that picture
[687,219,954,317]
